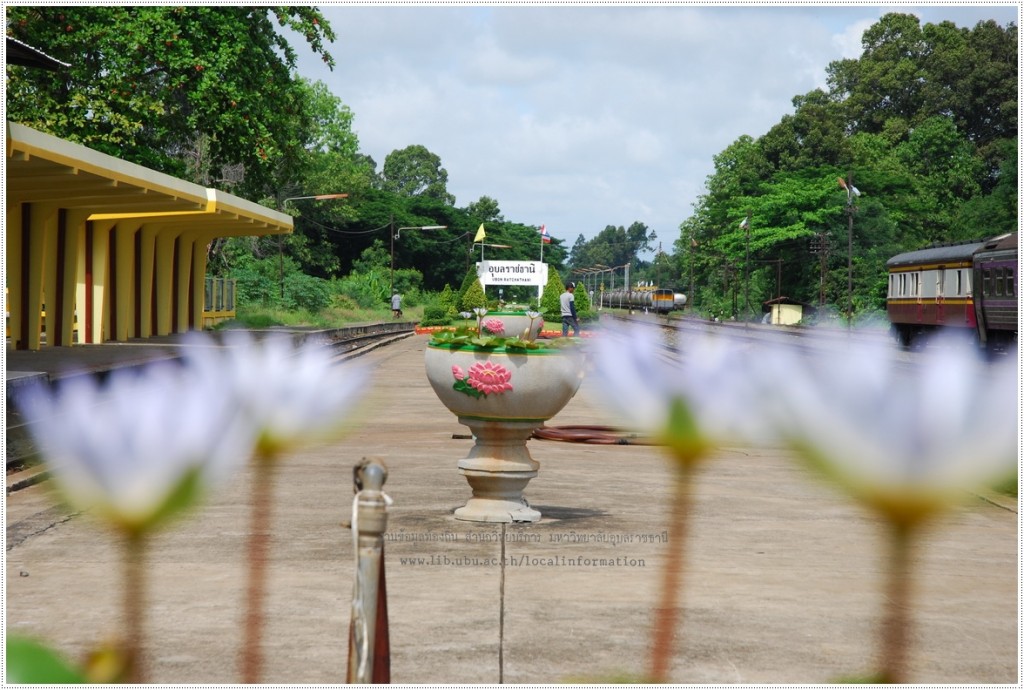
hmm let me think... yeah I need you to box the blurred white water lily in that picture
[762,337,1017,525]
[183,331,368,455]
[593,325,772,465]
[593,324,778,682]
[179,331,369,682]
[17,362,254,534]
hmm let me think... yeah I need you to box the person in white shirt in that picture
[560,283,579,336]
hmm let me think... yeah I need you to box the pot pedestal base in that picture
[454,418,542,523]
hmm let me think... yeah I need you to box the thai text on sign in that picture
[477,261,548,287]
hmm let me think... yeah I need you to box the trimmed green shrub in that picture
[420,304,451,327]
[460,277,487,312]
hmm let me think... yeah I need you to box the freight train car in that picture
[602,285,686,314]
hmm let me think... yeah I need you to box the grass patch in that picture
[991,474,1017,498]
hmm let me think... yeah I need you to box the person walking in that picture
[560,282,580,337]
[391,292,402,318]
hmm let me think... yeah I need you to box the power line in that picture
[295,217,471,244]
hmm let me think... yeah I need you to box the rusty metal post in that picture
[347,458,390,684]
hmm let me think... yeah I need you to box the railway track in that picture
[5,323,415,492]
[599,309,1011,373]
[603,310,895,352]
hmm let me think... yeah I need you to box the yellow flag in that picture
[474,224,486,242]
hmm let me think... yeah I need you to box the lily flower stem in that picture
[242,449,278,683]
[123,531,148,684]
[650,466,694,683]
[880,521,914,684]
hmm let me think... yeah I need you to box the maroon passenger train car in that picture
[886,232,1017,350]
[972,232,1018,351]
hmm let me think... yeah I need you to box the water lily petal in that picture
[17,360,254,532]
[182,331,369,453]
[592,325,773,454]
[759,334,1017,522]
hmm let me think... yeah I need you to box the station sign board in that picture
[477,260,548,287]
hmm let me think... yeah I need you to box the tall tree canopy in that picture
[5,5,335,196]
[568,222,656,273]
[680,13,1017,320]
[379,144,457,205]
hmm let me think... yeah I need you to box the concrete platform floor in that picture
[4,334,1018,684]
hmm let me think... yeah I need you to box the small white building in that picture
[762,297,815,326]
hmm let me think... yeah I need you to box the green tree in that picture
[540,270,567,320]
[380,144,456,204]
[573,281,593,322]
[5,6,335,196]
[760,89,849,172]
[832,13,928,134]
[460,277,487,312]
[680,13,1017,321]
[465,195,503,222]
[438,283,459,317]
[950,139,1018,239]
[568,222,654,273]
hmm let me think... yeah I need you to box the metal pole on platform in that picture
[347,458,390,684]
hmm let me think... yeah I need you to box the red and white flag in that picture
[540,224,551,244]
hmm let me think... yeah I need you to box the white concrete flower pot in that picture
[477,311,544,341]
[425,342,585,522]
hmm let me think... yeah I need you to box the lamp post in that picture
[740,211,751,322]
[846,180,854,324]
[390,218,447,295]
[475,242,511,263]
[688,232,696,313]
[280,193,348,299]
[839,174,860,326]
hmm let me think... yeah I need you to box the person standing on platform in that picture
[560,283,580,337]
[391,292,402,318]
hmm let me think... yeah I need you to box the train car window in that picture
[1007,269,1015,297]
[982,269,993,297]
[911,272,920,297]
[954,270,962,296]
[995,269,1005,297]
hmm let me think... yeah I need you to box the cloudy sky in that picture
[288,3,1018,252]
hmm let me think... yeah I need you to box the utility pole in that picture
[811,232,829,307]
[688,233,696,312]
[743,210,751,321]
[281,193,348,300]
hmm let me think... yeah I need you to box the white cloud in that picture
[832,18,877,60]
[288,4,1018,249]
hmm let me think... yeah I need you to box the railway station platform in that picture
[4,332,1018,684]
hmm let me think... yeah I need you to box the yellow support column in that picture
[75,219,87,343]
[7,203,24,347]
[57,210,88,346]
[154,228,179,336]
[113,221,140,341]
[137,224,158,338]
[29,203,58,351]
[191,233,211,333]
[174,232,198,333]
[88,220,115,344]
